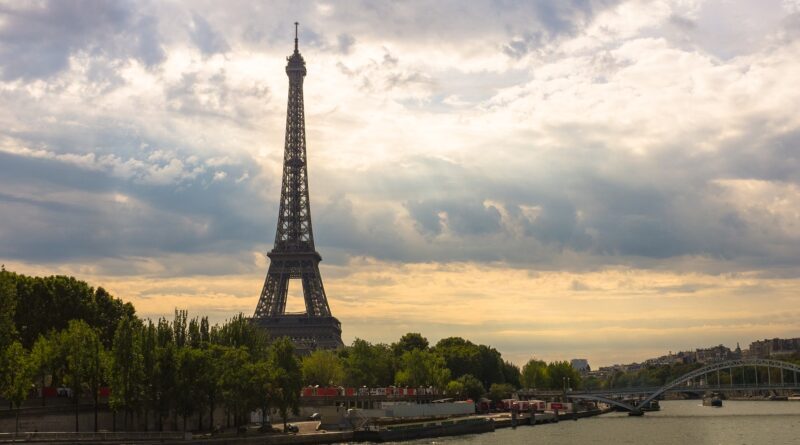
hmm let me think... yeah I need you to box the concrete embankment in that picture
[0,431,354,445]
[486,407,608,429]
[0,409,613,444]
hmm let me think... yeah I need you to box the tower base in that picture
[252,314,343,355]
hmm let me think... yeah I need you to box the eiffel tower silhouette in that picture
[252,23,343,352]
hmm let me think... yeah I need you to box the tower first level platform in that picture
[252,314,342,355]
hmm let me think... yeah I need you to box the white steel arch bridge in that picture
[567,358,800,414]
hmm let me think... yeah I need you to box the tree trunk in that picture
[198,411,203,432]
[75,396,80,432]
[209,400,214,432]
[15,408,20,435]
[93,389,98,432]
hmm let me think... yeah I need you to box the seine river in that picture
[387,400,800,445]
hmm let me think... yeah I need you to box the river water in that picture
[385,400,800,445]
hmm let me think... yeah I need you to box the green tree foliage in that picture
[217,346,252,428]
[476,345,505,388]
[110,315,144,429]
[154,342,177,431]
[433,337,516,390]
[395,349,451,388]
[520,358,550,389]
[1,341,32,433]
[458,374,486,401]
[487,383,514,402]
[91,287,136,349]
[141,320,158,431]
[302,349,344,386]
[213,313,268,357]
[199,346,223,431]
[392,332,429,356]
[433,337,481,380]
[249,358,275,427]
[270,337,303,432]
[173,309,188,349]
[176,347,207,431]
[445,379,464,397]
[0,268,18,352]
[30,334,55,406]
[547,361,582,391]
[6,271,134,348]
[62,319,104,432]
[341,338,395,387]
[501,360,521,388]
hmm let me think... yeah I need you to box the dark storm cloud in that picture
[405,198,502,236]
[0,0,165,80]
[0,148,273,264]
[311,120,800,269]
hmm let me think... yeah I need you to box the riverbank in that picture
[0,408,612,444]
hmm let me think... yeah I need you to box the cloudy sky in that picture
[1,0,799,367]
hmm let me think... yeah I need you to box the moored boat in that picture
[641,400,661,411]
[703,395,723,407]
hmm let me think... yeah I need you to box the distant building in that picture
[642,350,695,367]
[570,359,590,374]
[749,338,800,358]
[694,344,732,364]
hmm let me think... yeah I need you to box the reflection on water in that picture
[383,400,800,445]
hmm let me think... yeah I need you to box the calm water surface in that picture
[380,400,800,445]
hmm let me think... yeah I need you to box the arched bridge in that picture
[567,358,800,414]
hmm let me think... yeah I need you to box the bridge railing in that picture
[572,382,800,395]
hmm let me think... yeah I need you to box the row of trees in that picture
[0,269,591,434]
[2,310,303,434]
[519,358,583,391]
[298,333,586,402]
[0,270,305,434]
[299,333,522,400]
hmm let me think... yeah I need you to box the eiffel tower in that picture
[252,23,343,353]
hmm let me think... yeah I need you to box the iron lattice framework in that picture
[253,24,343,352]
[567,358,800,413]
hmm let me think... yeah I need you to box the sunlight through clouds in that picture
[1,0,799,366]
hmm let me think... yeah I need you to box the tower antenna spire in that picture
[294,22,299,51]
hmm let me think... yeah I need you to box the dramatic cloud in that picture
[1,0,799,365]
